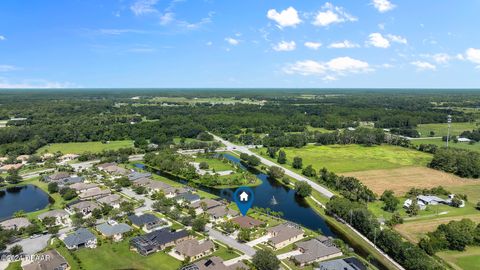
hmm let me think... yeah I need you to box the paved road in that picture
[211,134,334,198]
[120,188,154,213]
[212,133,404,270]
[277,250,302,260]
[206,226,256,257]
[6,234,51,255]
[20,169,55,179]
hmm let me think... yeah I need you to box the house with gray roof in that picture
[43,172,70,182]
[174,239,215,261]
[130,228,190,256]
[206,206,238,223]
[96,222,132,241]
[417,195,448,205]
[59,176,84,186]
[128,213,165,232]
[22,249,69,270]
[70,183,98,193]
[128,172,151,181]
[292,236,343,266]
[0,217,31,230]
[175,192,201,205]
[191,199,223,215]
[38,209,71,227]
[315,257,366,270]
[63,228,97,249]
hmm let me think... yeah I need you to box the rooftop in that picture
[175,239,215,257]
[63,228,96,247]
[96,222,132,236]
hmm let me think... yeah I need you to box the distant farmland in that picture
[36,140,134,154]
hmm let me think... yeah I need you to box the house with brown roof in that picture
[267,223,304,249]
[292,236,343,266]
[23,249,69,270]
[0,163,23,172]
[78,187,110,200]
[67,201,100,215]
[191,198,223,215]
[231,216,265,229]
[174,239,215,261]
[0,217,31,230]
[38,209,71,227]
[97,194,124,208]
[206,206,238,223]
[70,183,98,193]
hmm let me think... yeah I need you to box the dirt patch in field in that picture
[341,166,474,195]
[395,215,480,243]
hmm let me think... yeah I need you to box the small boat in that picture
[270,195,278,205]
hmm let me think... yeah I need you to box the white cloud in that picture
[0,65,17,72]
[304,42,322,50]
[372,0,396,13]
[0,35,5,41]
[267,7,302,28]
[273,41,296,51]
[160,12,175,25]
[284,56,371,80]
[225,37,240,45]
[431,53,451,64]
[387,34,407,44]
[328,40,360,49]
[206,41,213,46]
[367,33,390,48]
[411,61,436,71]
[0,78,76,89]
[130,0,159,16]
[465,48,480,64]
[312,3,357,27]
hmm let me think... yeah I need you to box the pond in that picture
[0,185,51,220]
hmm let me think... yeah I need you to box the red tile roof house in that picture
[231,216,265,229]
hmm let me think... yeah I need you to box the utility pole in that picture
[446,114,452,148]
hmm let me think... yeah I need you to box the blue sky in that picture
[0,0,479,88]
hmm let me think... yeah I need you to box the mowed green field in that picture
[411,138,480,153]
[253,144,432,173]
[437,246,480,270]
[36,140,134,154]
[416,122,478,137]
[57,239,181,270]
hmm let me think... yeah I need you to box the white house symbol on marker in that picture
[239,191,249,202]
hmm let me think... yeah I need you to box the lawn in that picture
[437,246,480,270]
[416,122,478,137]
[58,239,181,270]
[411,137,480,153]
[449,184,480,203]
[36,140,134,154]
[253,144,432,173]
[194,156,235,171]
[211,244,241,260]
[5,262,21,270]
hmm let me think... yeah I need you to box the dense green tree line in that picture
[429,148,480,178]
[326,196,443,270]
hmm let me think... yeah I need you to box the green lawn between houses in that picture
[415,122,478,138]
[411,137,480,153]
[194,156,235,172]
[252,144,432,173]
[36,140,134,154]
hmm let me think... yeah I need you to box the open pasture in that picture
[36,140,134,154]
[254,144,432,173]
[416,122,478,137]
[342,166,474,195]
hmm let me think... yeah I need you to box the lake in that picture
[0,185,51,219]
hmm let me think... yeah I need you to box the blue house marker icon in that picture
[234,186,254,216]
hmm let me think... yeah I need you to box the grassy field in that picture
[395,214,480,243]
[449,184,480,203]
[211,245,241,260]
[416,122,478,137]
[5,262,21,270]
[437,246,480,270]
[194,156,235,171]
[36,140,134,154]
[411,137,480,153]
[253,144,432,173]
[56,239,181,270]
[150,96,265,105]
[342,166,473,195]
